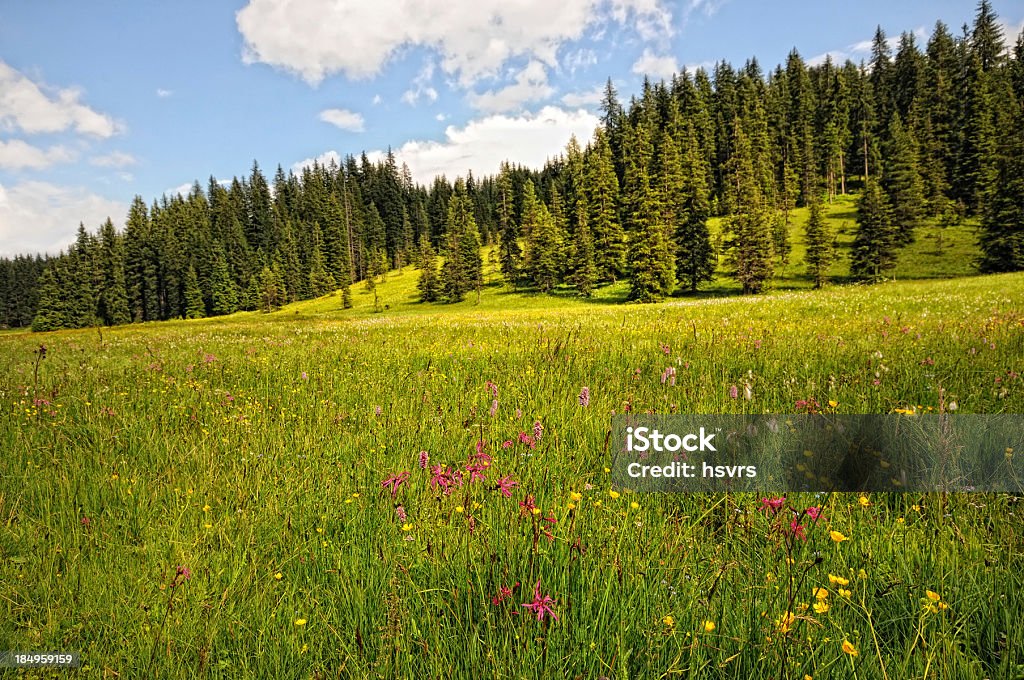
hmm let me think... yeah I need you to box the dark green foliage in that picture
[803,192,834,288]
[884,114,927,243]
[852,178,898,281]
[497,164,521,287]
[585,128,626,282]
[723,120,774,294]
[440,181,482,303]
[417,236,441,302]
[523,181,563,293]
[210,248,238,316]
[184,266,205,319]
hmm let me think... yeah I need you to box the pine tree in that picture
[440,181,482,302]
[31,265,67,332]
[523,181,562,293]
[884,113,927,243]
[723,120,774,293]
[675,118,716,292]
[96,218,130,326]
[585,128,626,281]
[624,114,674,302]
[308,223,336,297]
[210,248,238,316]
[977,87,1024,272]
[184,266,205,319]
[803,192,834,288]
[257,265,285,312]
[417,235,441,302]
[497,163,521,287]
[851,178,898,281]
[567,194,597,296]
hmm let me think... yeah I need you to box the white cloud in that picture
[156,88,173,98]
[435,113,447,121]
[371,106,599,184]
[631,48,679,80]
[0,139,76,170]
[236,0,674,86]
[1000,18,1024,48]
[89,151,137,168]
[291,150,341,175]
[468,60,554,113]
[0,181,126,256]
[402,60,440,105]
[809,26,927,67]
[561,84,605,107]
[372,94,382,105]
[318,108,365,132]
[0,60,121,138]
[563,48,598,75]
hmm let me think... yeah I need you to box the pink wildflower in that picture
[521,580,559,622]
[760,497,786,514]
[418,450,430,469]
[578,386,590,407]
[381,471,411,498]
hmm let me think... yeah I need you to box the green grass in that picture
[1,229,1022,678]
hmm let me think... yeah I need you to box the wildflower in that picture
[533,421,544,441]
[496,475,518,498]
[489,399,498,417]
[374,405,382,416]
[521,580,558,622]
[743,383,753,400]
[789,520,807,541]
[662,615,675,628]
[381,471,410,498]
[812,587,829,601]
[294,618,307,627]
[813,602,829,614]
[703,620,716,633]
[828,574,849,586]
[925,590,940,602]
[491,584,514,606]
[760,496,785,514]
[841,640,858,656]
[857,569,867,580]
[858,496,870,507]
[486,380,498,398]
[401,523,413,532]
[776,611,796,634]
[80,516,91,527]
[429,464,463,495]
[418,450,429,469]
[828,399,838,408]
[609,490,620,499]
[805,506,825,522]
[578,386,590,406]
[570,492,582,501]
[837,588,852,598]
[728,385,738,399]
[174,566,192,584]
[395,505,407,522]
[519,495,537,516]
[829,530,850,543]
[630,501,639,510]
[455,506,464,513]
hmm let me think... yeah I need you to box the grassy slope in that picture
[1,198,1022,678]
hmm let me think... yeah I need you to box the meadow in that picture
[2,206,1023,678]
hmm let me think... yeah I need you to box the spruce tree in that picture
[884,113,927,243]
[97,218,130,326]
[624,115,674,302]
[184,266,205,319]
[523,180,562,293]
[497,163,521,287]
[851,178,898,281]
[568,195,597,296]
[31,265,67,332]
[440,181,482,302]
[417,235,441,302]
[210,248,238,316]
[308,223,336,297]
[723,120,774,294]
[585,128,626,281]
[977,91,1024,272]
[675,120,716,292]
[803,193,834,288]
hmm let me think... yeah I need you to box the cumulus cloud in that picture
[299,106,600,185]
[561,84,605,107]
[402,61,440,106]
[236,0,674,86]
[468,61,554,113]
[89,151,137,168]
[0,181,126,256]
[156,88,173,98]
[0,60,121,138]
[318,108,365,132]
[631,48,679,80]
[291,150,341,175]
[0,139,76,170]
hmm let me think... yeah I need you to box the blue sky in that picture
[1,0,1021,256]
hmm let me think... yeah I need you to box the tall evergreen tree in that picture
[440,181,482,302]
[210,247,238,316]
[884,113,927,243]
[723,120,774,293]
[522,180,562,293]
[585,127,626,282]
[184,266,205,319]
[567,194,597,296]
[496,163,522,287]
[851,178,898,281]
[803,192,835,288]
[417,235,441,302]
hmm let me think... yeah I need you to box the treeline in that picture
[4,1,1023,330]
